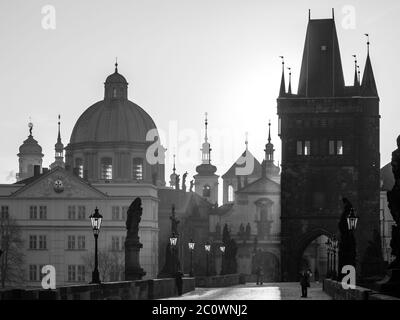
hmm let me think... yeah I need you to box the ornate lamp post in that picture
[219,245,226,275]
[89,207,103,284]
[204,242,211,276]
[188,239,195,277]
[170,233,178,275]
[347,208,359,231]
[325,238,332,278]
[331,236,338,279]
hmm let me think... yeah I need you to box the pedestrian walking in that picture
[300,270,310,298]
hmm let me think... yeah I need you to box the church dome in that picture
[70,99,157,144]
[18,135,43,156]
[69,64,157,144]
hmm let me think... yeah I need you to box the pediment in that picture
[12,168,106,199]
[237,177,280,194]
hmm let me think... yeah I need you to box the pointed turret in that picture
[352,55,360,87]
[287,67,292,95]
[361,34,378,97]
[262,121,280,179]
[297,14,345,97]
[279,56,286,97]
[169,154,178,187]
[50,115,65,169]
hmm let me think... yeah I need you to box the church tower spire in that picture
[17,119,44,181]
[287,67,292,95]
[194,112,219,204]
[279,56,286,97]
[50,115,65,169]
[361,34,378,96]
[262,120,279,179]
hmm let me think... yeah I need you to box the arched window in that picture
[101,157,113,180]
[113,88,117,98]
[132,158,143,180]
[75,158,84,178]
[228,185,234,202]
[203,185,211,197]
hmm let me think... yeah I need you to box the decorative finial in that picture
[308,9,311,20]
[364,34,370,54]
[332,8,335,20]
[268,120,271,143]
[115,57,118,73]
[352,54,357,65]
[279,56,284,68]
[357,65,361,82]
[173,154,176,173]
[245,132,248,150]
[57,114,61,140]
[28,117,33,136]
[287,67,292,94]
[204,112,208,142]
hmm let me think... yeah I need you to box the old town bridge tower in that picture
[277,12,380,281]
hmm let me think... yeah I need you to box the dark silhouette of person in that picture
[256,266,263,285]
[175,271,183,296]
[300,270,310,298]
[314,268,320,283]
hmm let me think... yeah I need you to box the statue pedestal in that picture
[125,238,146,281]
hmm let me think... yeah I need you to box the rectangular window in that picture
[77,265,85,282]
[77,206,86,220]
[77,235,86,250]
[132,158,143,180]
[296,141,303,155]
[337,140,343,155]
[1,206,9,219]
[29,235,37,250]
[112,206,120,220]
[101,158,113,180]
[278,117,281,135]
[29,265,38,281]
[39,206,47,220]
[68,265,76,282]
[122,206,128,221]
[39,235,47,250]
[329,140,335,155]
[112,236,120,251]
[304,141,311,156]
[68,206,76,220]
[29,206,37,219]
[67,235,76,250]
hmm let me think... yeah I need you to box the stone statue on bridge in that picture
[125,197,146,280]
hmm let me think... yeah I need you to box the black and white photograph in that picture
[0,0,400,312]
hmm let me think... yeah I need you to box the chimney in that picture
[34,165,41,177]
[42,168,49,174]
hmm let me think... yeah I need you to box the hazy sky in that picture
[1,0,399,199]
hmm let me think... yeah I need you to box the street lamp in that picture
[325,238,331,278]
[188,239,195,277]
[331,236,338,279]
[170,233,178,247]
[89,207,103,284]
[347,208,359,231]
[204,242,211,276]
[219,245,226,275]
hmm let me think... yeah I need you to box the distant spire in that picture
[364,34,370,55]
[279,56,286,97]
[245,132,248,151]
[287,67,292,94]
[361,34,378,96]
[173,154,176,173]
[57,114,61,142]
[268,120,271,143]
[352,55,359,87]
[204,112,208,143]
[115,57,118,73]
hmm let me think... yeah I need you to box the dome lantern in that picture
[104,60,128,100]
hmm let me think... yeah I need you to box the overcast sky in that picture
[1,0,399,201]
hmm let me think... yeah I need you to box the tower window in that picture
[203,185,211,197]
[101,157,113,180]
[329,140,344,156]
[278,117,282,135]
[132,158,143,180]
[113,88,117,97]
[75,158,84,178]
[228,185,234,202]
[297,140,311,156]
